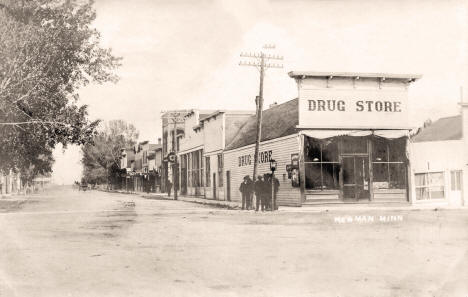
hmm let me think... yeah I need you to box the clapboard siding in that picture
[373,189,407,201]
[306,191,340,200]
[223,134,301,206]
[204,152,224,200]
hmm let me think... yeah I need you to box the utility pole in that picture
[172,115,178,200]
[161,111,187,200]
[239,44,283,183]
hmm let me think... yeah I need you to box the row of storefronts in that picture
[118,140,163,193]
[156,71,467,207]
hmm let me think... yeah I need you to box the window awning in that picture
[373,130,409,139]
[301,129,409,139]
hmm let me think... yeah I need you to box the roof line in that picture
[288,71,422,80]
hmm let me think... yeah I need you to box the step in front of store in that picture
[304,192,410,206]
[303,200,410,206]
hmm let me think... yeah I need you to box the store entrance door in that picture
[342,156,369,200]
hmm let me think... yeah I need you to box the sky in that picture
[52,0,468,184]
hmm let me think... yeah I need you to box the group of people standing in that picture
[239,174,280,211]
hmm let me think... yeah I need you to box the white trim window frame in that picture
[414,171,445,201]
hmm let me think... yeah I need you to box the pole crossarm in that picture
[240,52,283,60]
[239,61,283,68]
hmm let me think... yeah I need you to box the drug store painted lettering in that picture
[238,150,272,167]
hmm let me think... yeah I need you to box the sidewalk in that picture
[142,192,241,209]
[103,189,468,213]
[104,189,241,209]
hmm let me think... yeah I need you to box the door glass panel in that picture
[450,170,462,191]
[343,158,354,185]
[342,156,369,199]
[355,157,365,186]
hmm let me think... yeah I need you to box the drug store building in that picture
[223,71,421,206]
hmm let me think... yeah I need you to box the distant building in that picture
[411,114,466,206]
[177,109,255,198]
[125,141,160,192]
[32,173,52,191]
[120,147,135,192]
[161,110,192,193]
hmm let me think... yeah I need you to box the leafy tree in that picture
[0,0,121,183]
[81,120,138,185]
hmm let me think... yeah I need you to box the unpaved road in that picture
[0,186,467,297]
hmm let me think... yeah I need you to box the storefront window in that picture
[372,137,406,190]
[187,153,192,187]
[322,140,338,162]
[305,137,340,190]
[200,150,204,187]
[341,137,367,154]
[217,153,223,187]
[205,156,211,187]
[305,138,321,162]
[415,172,445,200]
[192,151,199,187]
[185,149,203,188]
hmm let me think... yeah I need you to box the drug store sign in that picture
[299,89,409,129]
[238,150,272,167]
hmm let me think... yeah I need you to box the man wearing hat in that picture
[254,175,265,211]
[239,175,253,210]
[246,176,254,210]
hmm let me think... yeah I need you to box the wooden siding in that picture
[373,189,407,202]
[203,115,224,154]
[223,135,301,206]
[306,190,340,201]
[204,151,224,200]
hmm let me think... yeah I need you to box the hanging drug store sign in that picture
[238,150,272,167]
[299,89,409,129]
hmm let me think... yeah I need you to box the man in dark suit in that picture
[239,175,253,210]
[254,175,264,211]
[263,173,271,211]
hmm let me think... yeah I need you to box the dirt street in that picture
[0,186,467,297]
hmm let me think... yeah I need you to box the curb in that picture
[141,194,241,210]
[99,189,241,210]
